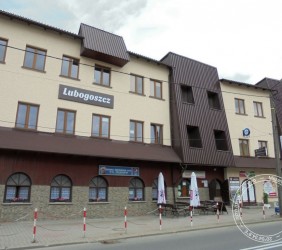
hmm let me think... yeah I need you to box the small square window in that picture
[23,46,46,71]
[239,139,249,156]
[0,38,8,63]
[15,102,39,130]
[55,109,76,134]
[207,91,221,109]
[94,66,111,86]
[235,98,246,114]
[187,125,202,148]
[130,74,144,95]
[214,130,228,151]
[254,102,263,117]
[150,80,162,99]
[181,85,194,104]
[61,55,79,79]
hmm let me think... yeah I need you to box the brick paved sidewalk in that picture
[0,206,280,249]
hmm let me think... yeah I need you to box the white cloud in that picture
[1,0,282,83]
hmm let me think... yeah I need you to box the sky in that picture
[1,0,282,84]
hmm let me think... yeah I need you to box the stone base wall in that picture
[0,185,175,221]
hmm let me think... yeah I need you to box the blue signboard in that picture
[99,165,140,176]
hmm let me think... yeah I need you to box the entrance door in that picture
[241,179,256,205]
[209,179,222,200]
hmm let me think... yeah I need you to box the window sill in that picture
[91,136,111,141]
[59,75,80,81]
[129,91,146,97]
[254,116,266,118]
[49,202,73,205]
[209,107,222,111]
[149,96,165,101]
[2,202,32,205]
[22,66,46,73]
[14,127,38,132]
[182,101,195,105]
[235,113,248,116]
[93,82,112,88]
[128,201,146,203]
[88,202,110,205]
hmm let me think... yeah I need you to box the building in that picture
[0,10,181,221]
[220,79,277,205]
[161,53,235,204]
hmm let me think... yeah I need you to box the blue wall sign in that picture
[243,128,250,137]
[99,165,140,176]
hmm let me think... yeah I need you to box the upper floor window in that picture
[61,55,79,79]
[94,65,110,86]
[23,46,46,71]
[4,173,31,203]
[239,139,249,156]
[130,120,143,142]
[253,102,264,117]
[89,176,108,202]
[207,91,221,110]
[129,177,144,201]
[0,38,8,63]
[187,125,202,148]
[150,80,162,99]
[50,175,72,202]
[130,74,144,95]
[55,109,76,135]
[15,102,39,130]
[151,123,163,144]
[92,114,110,138]
[214,130,228,151]
[258,141,268,156]
[235,98,246,115]
[181,85,194,104]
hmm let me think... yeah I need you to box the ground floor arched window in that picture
[4,172,31,202]
[50,175,72,202]
[129,177,144,201]
[89,176,108,202]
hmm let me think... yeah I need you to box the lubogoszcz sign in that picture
[99,165,139,176]
[58,84,114,109]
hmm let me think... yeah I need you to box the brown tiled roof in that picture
[0,127,181,163]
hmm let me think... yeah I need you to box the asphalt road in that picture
[33,221,282,250]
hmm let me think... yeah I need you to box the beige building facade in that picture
[0,11,181,221]
[220,79,278,206]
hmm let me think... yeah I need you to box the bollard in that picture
[124,206,127,233]
[239,199,243,218]
[159,205,162,231]
[190,206,193,227]
[216,202,219,223]
[83,207,87,238]
[262,200,265,219]
[32,208,38,243]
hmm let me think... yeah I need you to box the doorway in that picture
[241,179,256,205]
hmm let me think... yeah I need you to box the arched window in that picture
[129,177,144,201]
[152,178,167,201]
[177,178,190,197]
[50,175,72,202]
[4,173,31,202]
[89,176,108,202]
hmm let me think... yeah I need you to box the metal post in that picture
[270,98,282,217]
